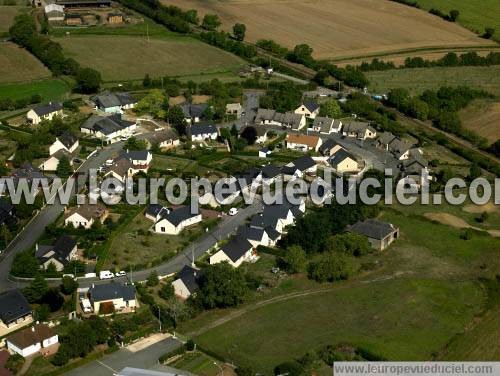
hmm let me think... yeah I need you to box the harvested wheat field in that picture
[459,99,500,143]
[0,42,51,83]
[162,0,494,60]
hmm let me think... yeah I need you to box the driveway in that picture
[65,336,182,376]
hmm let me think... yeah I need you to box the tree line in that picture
[9,14,101,93]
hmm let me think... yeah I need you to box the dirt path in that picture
[423,212,500,237]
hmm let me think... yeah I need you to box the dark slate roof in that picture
[0,290,32,325]
[188,124,217,137]
[329,149,356,167]
[11,162,48,182]
[121,150,150,162]
[234,167,261,189]
[160,206,198,226]
[347,219,398,240]
[265,226,281,241]
[93,92,136,109]
[261,164,281,179]
[293,155,316,172]
[36,235,76,265]
[221,235,253,263]
[33,102,62,117]
[145,204,164,218]
[237,225,265,242]
[281,164,299,176]
[181,103,208,119]
[58,132,78,149]
[176,265,202,294]
[318,138,338,155]
[302,101,319,113]
[89,282,136,302]
[82,115,135,135]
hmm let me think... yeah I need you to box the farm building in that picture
[347,219,399,251]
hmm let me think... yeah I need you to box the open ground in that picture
[54,35,246,82]
[366,66,500,96]
[0,78,70,101]
[0,42,51,83]
[459,99,500,143]
[0,5,26,33]
[161,0,494,60]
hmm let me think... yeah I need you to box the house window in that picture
[161,227,165,232]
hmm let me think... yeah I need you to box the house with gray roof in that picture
[294,101,320,119]
[180,103,208,124]
[347,219,399,251]
[171,265,203,299]
[35,235,77,271]
[153,206,202,235]
[342,121,377,140]
[209,235,255,268]
[188,124,218,142]
[329,149,359,174]
[80,114,136,143]
[319,139,344,157]
[88,282,136,314]
[0,290,32,330]
[27,102,63,125]
[312,117,342,134]
[92,92,137,114]
[254,108,306,130]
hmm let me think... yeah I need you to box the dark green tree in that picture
[75,68,101,94]
[56,155,72,178]
[281,245,307,273]
[202,14,221,30]
[147,270,159,287]
[233,23,246,41]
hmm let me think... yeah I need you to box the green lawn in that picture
[170,352,221,376]
[367,66,500,96]
[0,78,70,101]
[416,0,500,41]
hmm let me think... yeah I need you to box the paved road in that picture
[0,142,124,292]
[235,91,262,130]
[65,336,182,376]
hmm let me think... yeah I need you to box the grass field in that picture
[366,66,500,96]
[0,42,51,83]
[0,78,70,101]
[416,0,500,42]
[161,0,493,60]
[459,99,500,143]
[179,205,500,373]
[0,5,26,33]
[54,35,245,82]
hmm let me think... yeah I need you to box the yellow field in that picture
[460,99,500,143]
[161,0,494,60]
[0,42,51,83]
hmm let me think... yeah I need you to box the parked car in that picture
[99,270,114,280]
[228,207,238,216]
[115,271,126,277]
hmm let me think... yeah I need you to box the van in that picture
[99,270,114,280]
[81,298,93,313]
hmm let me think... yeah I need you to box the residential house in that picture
[54,0,111,7]
[294,101,320,119]
[88,282,137,314]
[144,204,169,222]
[258,147,271,158]
[148,129,179,150]
[225,103,243,118]
[188,125,218,142]
[107,12,123,23]
[0,290,32,330]
[64,202,108,229]
[91,92,137,114]
[347,219,399,251]
[45,3,64,21]
[233,167,262,195]
[251,200,304,235]
[254,108,306,130]
[49,132,79,156]
[10,163,51,195]
[39,150,74,172]
[26,102,63,125]
[171,265,202,299]
[180,103,208,124]
[6,324,58,358]
[154,206,202,235]
[377,133,412,160]
[241,126,268,144]
[319,139,344,157]
[303,87,339,98]
[402,153,431,190]
[286,134,322,152]
[104,150,153,183]
[35,235,77,271]
[328,150,359,173]
[261,164,281,185]
[281,155,317,180]
[342,121,377,140]
[121,150,152,168]
[312,117,342,134]
[81,115,136,144]
[209,235,254,268]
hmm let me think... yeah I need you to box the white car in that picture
[99,270,114,280]
[228,207,238,216]
[115,271,126,277]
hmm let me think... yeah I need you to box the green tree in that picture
[185,9,199,24]
[75,68,101,94]
[135,89,168,118]
[449,9,459,22]
[167,105,186,135]
[56,155,72,178]
[202,14,221,30]
[308,253,354,282]
[147,270,159,287]
[483,27,495,39]
[36,304,50,321]
[5,354,25,374]
[143,73,152,88]
[290,44,313,65]
[159,283,174,300]
[282,245,307,273]
[326,233,371,257]
[197,262,249,308]
[11,251,39,277]
[124,136,148,151]
[233,23,246,41]
[240,126,257,145]
[24,274,48,303]
[319,99,341,118]
[469,162,482,180]
[60,276,78,295]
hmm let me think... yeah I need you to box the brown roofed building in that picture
[286,134,322,152]
[6,324,58,358]
[64,202,108,229]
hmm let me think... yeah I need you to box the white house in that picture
[27,103,63,125]
[294,101,320,119]
[258,147,272,158]
[149,129,180,150]
[154,206,202,235]
[144,204,169,222]
[64,203,108,229]
[92,92,137,114]
[312,117,342,134]
[80,115,136,144]
[342,121,377,140]
[225,103,243,118]
[329,150,359,173]
[172,265,201,299]
[209,235,255,268]
[255,109,306,130]
[88,282,137,314]
[35,235,77,271]
[49,132,79,155]
[286,134,322,153]
[188,125,218,142]
[6,324,58,358]
[180,103,208,124]
[39,150,73,172]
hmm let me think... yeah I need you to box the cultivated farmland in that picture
[161,0,494,60]
[0,5,26,33]
[54,35,245,82]
[0,42,51,83]
[366,66,500,96]
[459,99,500,143]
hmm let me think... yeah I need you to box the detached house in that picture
[172,265,202,299]
[81,115,136,144]
[329,150,359,174]
[92,92,137,114]
[286,134,322,152]
[188,124,218,142]
[6,324,58,358]
[88,282,137,314]
[319,139,344,157]
[154,206,202,235]
[49,132,79,156]
[282,155,317,180]
[377,133,412,160]
[144,204,169,222]
[0,290,32,331]
[225,103,243,118]
[312,117,342,134]
[35,235,77,271]
[181,103,208,124]
[64,202,108,229]
[45,3,64,21]
[294,101,320,119]
[347,219,399,251]
[209,235,255,268]
[148,129,180,150]
[342,121,377,140]
[27,102,63,125]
